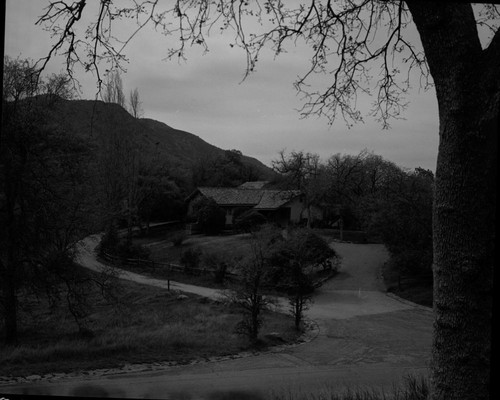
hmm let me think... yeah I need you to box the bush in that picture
[189,197,226,234]
[203,252,231,284]
[234,210,267,232]
[393,249,433,276]
[100,225,120,255]
[116,241,151,260]
[171,231,187,247]
[180,247,202,275]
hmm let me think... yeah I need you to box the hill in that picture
[44,98,275,188]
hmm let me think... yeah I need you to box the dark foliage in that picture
[203,251,231,284]
[192,149,266,188]
[234,210,267,232]
[189,197,226,234]
[180,247,202,275]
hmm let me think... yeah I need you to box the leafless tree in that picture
[34,2,500,399]
[102,70,126,107]
[224,225,280,341]
[129,87,143,118]
[1,57,110,343]
[272,150,327,227]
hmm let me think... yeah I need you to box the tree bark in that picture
[407,3,498,399]
[2,260,18,345]
[2,104,21,345]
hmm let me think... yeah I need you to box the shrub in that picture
[171,231,187,247]
[203,251,231,284]
[189,197,226,234]
[393,249,433,276]
[180,247,202,274]
[234,210,267,232]
[99,225,120,255]
[116,241,151,260]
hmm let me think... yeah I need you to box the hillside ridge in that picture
[44,98,274,183]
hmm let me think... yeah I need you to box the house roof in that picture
[191,187,301,210]
[197,187,263,206]
[253,190,300,210]
[238,181,270,189]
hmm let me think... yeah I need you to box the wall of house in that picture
[225,208,233,225]
[186,194,201,217]
[287,199,324,225]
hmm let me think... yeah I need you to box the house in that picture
[186,182,324,228]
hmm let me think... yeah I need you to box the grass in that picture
[0,270,301,377]
[130,230,339,291]
[269,375,429,399]
[134,231,432,307]
[128,232,254,289]
[136,232,255,263]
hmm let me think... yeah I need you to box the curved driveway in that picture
[1,238,433,399]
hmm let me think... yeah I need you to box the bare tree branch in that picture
[33,1,496,128]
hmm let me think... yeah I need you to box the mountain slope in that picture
[44,98,274,184]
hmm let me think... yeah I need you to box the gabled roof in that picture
[238,181,270,189]
[253,190,301,210]
[189,186,301,210]
[197,187,264,206]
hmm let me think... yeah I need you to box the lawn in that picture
[130,230,338,290]
[135,232,254,264]
[0,267,301,377]
[136,230,432,307]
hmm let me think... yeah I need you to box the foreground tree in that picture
[1,57,105,343]
[35,2,499,399]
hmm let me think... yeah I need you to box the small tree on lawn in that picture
[228,225,281,342]
[180,247,202,275]
[203,251,233,284]
[277,229,339,330]
[286,264,315,331]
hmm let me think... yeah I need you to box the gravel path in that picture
[76,234,226,300]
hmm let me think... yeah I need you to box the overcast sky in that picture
[4,0,442,171]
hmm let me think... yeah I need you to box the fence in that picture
[314,228,370,243]
[126,221,184,238]
[100,251,335,291]
[100,250,240,282]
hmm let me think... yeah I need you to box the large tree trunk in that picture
[2,261,18,345]
[407,3,498,399]
[2,105,21,346]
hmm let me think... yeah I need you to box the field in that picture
[0,266,300,377]
[133,230,432,307]
[128,231,338,293]
[135,232,254,263]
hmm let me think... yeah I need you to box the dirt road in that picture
[1,237,433,399]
